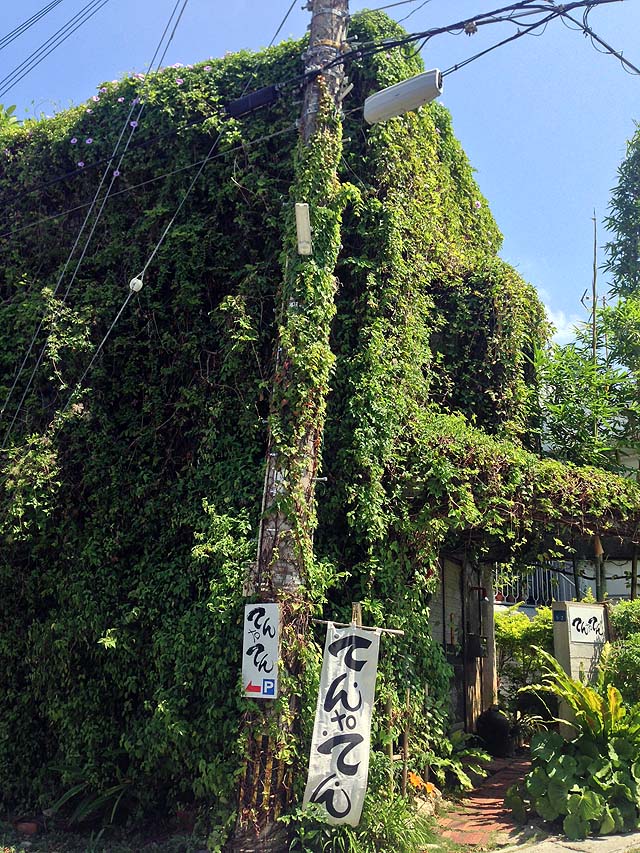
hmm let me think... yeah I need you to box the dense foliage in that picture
[601,599,640,706]
[1,10,639,833]
[536,123,640,474]
[494,605,553,705]
[507,650,640,840]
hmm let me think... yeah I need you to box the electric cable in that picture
[314,0,624,79]
[369,0,424,10]
[0,121,299,243]
[55,288,135,420]
[398,0,432,25]
[0,0,192,445]
[0,0,632,445]
[1,0,623,210]
[268,0,298,49]
[0,121,298,469]
[0,0,65,53]
[1,0,303,448]
[442,11,557,77]
[559,9,640,76]
[0,0,113,100]
[7,116,205,208]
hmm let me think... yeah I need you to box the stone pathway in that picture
[438,757,531,848]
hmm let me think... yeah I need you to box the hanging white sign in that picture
[568,605,606,645]
[303,623,381,826]
[241,603,280,699]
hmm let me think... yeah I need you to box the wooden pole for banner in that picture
[312,604,405,800]
[386,698,394,795]
[401,688,410,795]
[311,619,405,636]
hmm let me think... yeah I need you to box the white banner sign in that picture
[241,603,280,699]
[303,623,380,826]
[569,605,606,645]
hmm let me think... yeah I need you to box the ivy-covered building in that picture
[1,9,639,827]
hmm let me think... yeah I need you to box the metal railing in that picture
[494,563,577,606]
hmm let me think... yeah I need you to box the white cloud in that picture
[544,305,583,345]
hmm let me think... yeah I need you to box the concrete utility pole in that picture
[233,2,349,850]
[253,0,350,597]
[301,0,350,142]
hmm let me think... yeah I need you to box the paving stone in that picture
[437,755,531,848]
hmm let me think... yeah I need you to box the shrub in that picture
[603,633,640,705]
[506,649,640,839]
[495,605,553,700]
[282,794,439,853]
[610,599,640,639]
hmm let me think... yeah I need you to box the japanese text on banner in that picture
[241,603,280,699]
[303,623,380,826]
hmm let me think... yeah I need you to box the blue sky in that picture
[2,0,639,342]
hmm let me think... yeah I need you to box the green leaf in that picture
[535,794,562,822]
[504,785,528,824]
[599,807,616,836]
[530,730,564,762]
[526,767,549,798]
[563,812,589,841]
[547,778,571,811]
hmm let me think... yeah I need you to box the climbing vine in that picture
[0,10,639,833]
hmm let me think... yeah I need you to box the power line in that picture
[0,0,113,101]
[1,0,634,443]
[560,9,640,76]
[8,118,205,211]
[443,9,557,76]
[0,0,192,445]
[268,0,298,49]
[56,288,135,420]
[398,0,432,25]
[0,0,307,451]
[0,123,298,243]
[369,0,426,12]
[0,0,65,53]
[2,0,626,213]
[307,0,610,79]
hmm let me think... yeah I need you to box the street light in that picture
[363,69,443,125]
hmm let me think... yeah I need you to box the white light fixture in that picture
[129,275,144,292]
[363,69,443,125]
[295,203,312,256]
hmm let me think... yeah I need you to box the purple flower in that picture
[100,86,108,93]
[70,137,78,144]
[204,65,212,71]
[85,137,93,144]
[92,95,100,102]
[86,108,93,114]
[172,62,183,68]
[117,97,125,103]
[176,78,184,85]
[131,97,140,105]
[113,169,120,177]
[77,161,85,168]
[474,200,482,209]
[130,120,138,128]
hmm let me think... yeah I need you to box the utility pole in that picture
[252,0,350,598]
[233,2,349,850]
